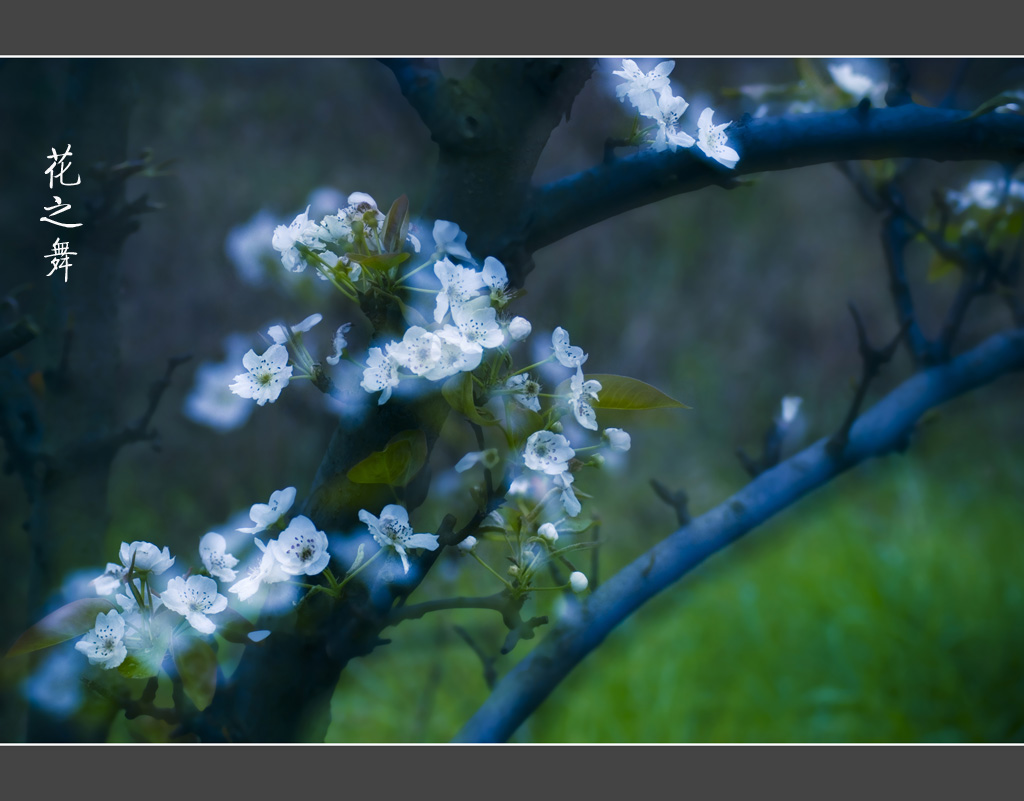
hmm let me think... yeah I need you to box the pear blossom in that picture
[268,314,322,346]
[452,298,505,350]
[238,486,297,534]
[116,583,162,614]
[639,86,696,152]
[388,326,444,376]
[75,610,127,669]
[162,575,228,635]
[506,373,542,412]
[432,220,476,263]
[422,326,483,380]
[360,345,403,404]
[524,430,575,475]
[569,367,602,431]
[358,504,440,575]
[553,470,582,517]
[267,515,330,576]
[91,563,127,595]
[272,207,323,272]
[225,209,279,287]
[119,541,174,575]
[569,571,589,593]
[603,428,632,452]
[457,535,478,553]
[229,344,293,406]
[326,323,353,366]
[613,58,675,108]
[454,448,500,473]
[199,532,240,582]
[552,327,588,369]
[481,256,512,305]
[696,108,740,169]
[228,538,292,601]
[433,256,486,323]
[508,316,532,341]
[184,334,255,432]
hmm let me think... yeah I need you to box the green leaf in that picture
[962,93,1024,121]
[118,613,173,679]
[347,429,428,487]
[442,372,497,425]
[346,252,410,272]
[6,598,116,657]
[556,374,689,411]
[927,253,958,283]
[382,195,410,252]
[171,635,218,711]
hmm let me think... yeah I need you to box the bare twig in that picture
[453,625,498,690]
[650,479,691,526]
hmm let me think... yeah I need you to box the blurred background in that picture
[1,58,1022,742]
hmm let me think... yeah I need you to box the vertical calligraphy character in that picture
[44,237,77,282]
[44,144,81,189]
[40,195,83,228]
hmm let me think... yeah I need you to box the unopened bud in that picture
[550,421,563,434]
[538,523,559,544]
[457,536,478,553]
[603,428,631,452]
[509,316,532,341]
[569,571,589,593]
[508,565,521,577]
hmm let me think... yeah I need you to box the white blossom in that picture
[268,515,330,576]
[779,396,803,426]
[506,373,542,413]
[91,563,126,596]
[537,523,559,544]
[433,256,486,323]
[524,430,575,475]
[569,367,602,431]
[422,326,483,380]
[272,207,323,272]
[267,314,322,346]
[613,58,675,109]
[238,486,297,534]
[119,541,174,575]
[827,60,888,107]
[454,449,500,473]
[432,220,476,263]
[358,504,439,575]
[457,536,478,553]
[388,326,444,376]
[552,327,588,369]
[326,323,353,366]
[452,298,505,350]
[75,610,127,669]
[554,470,582,517]
[229,344,293,407]
[162,575,228,635]
[199,532,240,582]
[184,334,255,432]
[696,108,740,169]
[638,86,695,152]
[228,538,292,601]
[360,345,403,405]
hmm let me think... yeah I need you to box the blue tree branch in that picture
[454,327,1024,742]
[525,105,1024,254]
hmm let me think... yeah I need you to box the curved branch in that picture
[454,327,1024,742]
[526,105,1024,253]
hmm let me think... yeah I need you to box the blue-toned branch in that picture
[454,327,1024,743]
[526,105,1024,254]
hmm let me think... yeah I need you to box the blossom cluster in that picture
[612,59,740,169]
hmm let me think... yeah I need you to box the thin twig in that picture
[650,479,691,526]
[452,625,498,690]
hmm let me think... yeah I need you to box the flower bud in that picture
[603,428,631,452]
[549,421,563,434]
[457,536,478,553]
[508,565,521,577]
[509,316,532,341]
[589,454,606,468]
[538,523,559,544]
[569,571,589,593]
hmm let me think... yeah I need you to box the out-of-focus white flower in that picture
[696,108,740,169]
[508,316,532,341]
[229,344,293,406]
[603,428,631,452]
[91,563,127,596]
[454,448,500,473]
[75,610,127,669]
[553,471,581,517]
[432,220,476,263]
[268,515,330,576]
[506,373,542,413]
[552,327,588,369]
[326,323,353,366]
[358,504,440,575]
[184,334,256,432]
[162,575,228,635]
[238,486,297,534]
[569,571,589,593]
[225,209,279,287]
[827,60,888,107]
[228,538,292,602]
[537,522,559,544]
[267,314,322,346]
[613,58,675,109]
[524,430,575,475]
[119,542,174,575]
[779,396,803,426]
[199,532,240,582]
[248,629,271,643]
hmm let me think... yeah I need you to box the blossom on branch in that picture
[162,575,228,635]
[358,504,439,575]
[199,532,240,582]
[268,515,330,576]
[524,430,575,475]
[696,108,740,169]
[613,58,675,109]
[229,344,293,406]
[119,541,174,576]
[238,486,296,534]
[75,610,127,669]
[360,345,403,405]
